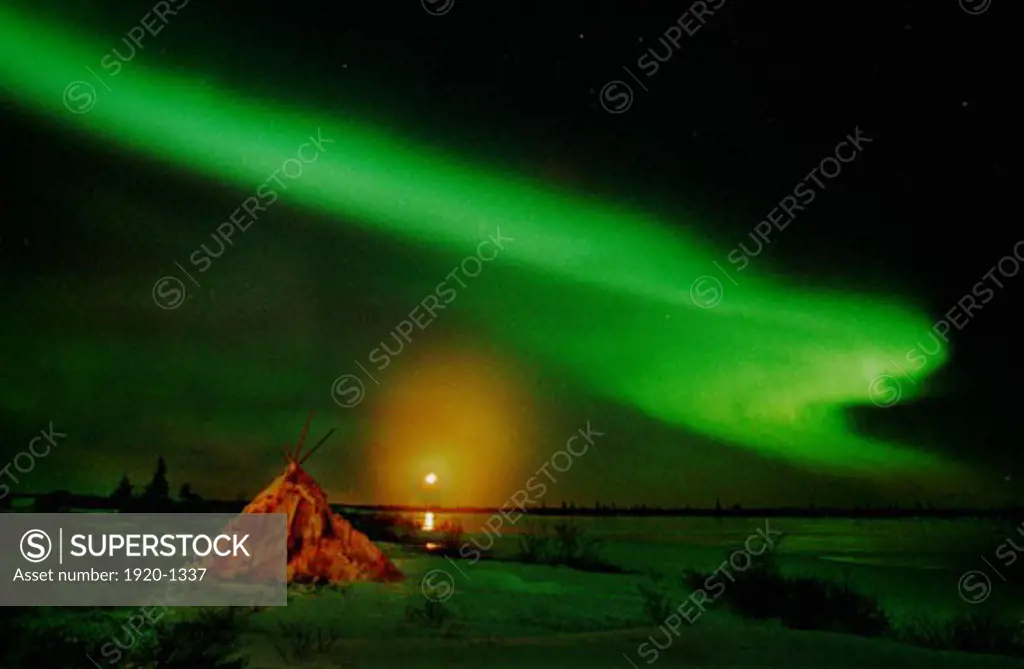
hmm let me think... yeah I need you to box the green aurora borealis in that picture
[0,6,975,505]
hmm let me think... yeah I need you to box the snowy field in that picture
[14,510,1024,667]
[221,545,1023,668]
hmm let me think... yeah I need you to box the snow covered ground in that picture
[227,546,1023,669]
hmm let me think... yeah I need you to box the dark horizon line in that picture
[340,503,1024,518]
[9,491,1024,518]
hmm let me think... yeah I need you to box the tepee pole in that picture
[293,411,315,462]
[299,428,336,465]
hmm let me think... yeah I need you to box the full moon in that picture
[424,472,437,485]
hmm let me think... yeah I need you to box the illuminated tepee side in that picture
[241,412,403,584]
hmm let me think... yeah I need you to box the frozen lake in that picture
[406,512,1024,622]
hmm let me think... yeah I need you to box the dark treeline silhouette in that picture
[337,503,1024,520]
[11,489,247,513]
[8,495,1024,519]
[5,456,244,513]
[5,462,1023,520]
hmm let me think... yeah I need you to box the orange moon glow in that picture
[365,345,540,506]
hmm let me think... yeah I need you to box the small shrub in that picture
[196,607,249,635]
[518,524,553,563]
[553,521,583,561]
[685,546,890,637]
[269,618,344,664]
[355,513,421,543]
[313,625,342,653]
[324,582,352,598]
[518,521,622,572]
[395,515,421,543]
[897,611,1024,657]
[139,607,249,669]
[404,596,457,631]
[716,554,790,620]
[271,620,314,664]
[636,571,674,624]
[553,521,622,572]
[351,512,402,542]
[439,520,464,553]
[678,568,705,591]
[5,609,120,669]
[780,577,890,636]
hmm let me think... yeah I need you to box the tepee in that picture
[240,412,403,584]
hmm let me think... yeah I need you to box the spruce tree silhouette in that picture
[143,457,170,509]
[111,474,133,510]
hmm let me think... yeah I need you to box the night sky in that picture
[0,0,1015,508]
